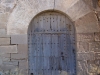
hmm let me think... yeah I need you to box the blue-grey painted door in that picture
[28,12,76,75]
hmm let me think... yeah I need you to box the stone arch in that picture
[28,10,74,31]
[28,11,77,75]
[7,0,91,35]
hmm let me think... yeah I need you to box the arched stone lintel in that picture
[7,0,91,35]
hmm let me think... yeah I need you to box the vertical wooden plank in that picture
[71,44,76,74]
[60,15,64,31]
[43,13,47,32]
[57,14,61,32]
[43,34,51,57]
[30,31,34,74]
[43,34,51,75]
[52,34,59,75]
[60,34,64,70]
[42,34,46,75]
[35,34,38,75]
[63,34,68,71]
[51,13,58,32]
[51,34,55,57]
[58,34,62,72]
[47,34,51,57]
[51,34,56,75]
[69,44,74,74]
[38,14,44,32]
[37,34,41,57]
[62,15,66,31]
[56,34,59,57]
[38,34,43,75]
[34,16,39,32]
[32,34,36,56]
[31,33,36,75]
[29,31,32,74]
[45,13,51,32]
[43,34,46,57]
[41,34,44,75]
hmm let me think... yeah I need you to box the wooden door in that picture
[28,12,76,75]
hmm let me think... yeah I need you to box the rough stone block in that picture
[11,53,27,60]
[0,4,5,13]
[77,61,88,75]
[76,34,81,41]
[0,64,18,71]
[4,0,17,12]
[77,33,94,42]
[97,11,100,21]
[0,54,10,58]
[3,61,18,66]
[88,64,97,73]
[94,32,100,41]
[77,42,89,52]
[10,68,19,75]
[19,69,28,75]
[75,12,100,33]
[19,60,28,69]
[17,44,28,54]
[0,29,6,35]
[12,45,28,60]
[92,0,100,11]
[84,0,93,9]
[0,45,17,53]
[55,0,79,14]
[0,13,8,23]
[87,60,95,64]
[91,0,98,9]
[89,42,100,52]
[77,52,94,60]
[94,59,100,66]
[11,44,28,60]
[0,53,10,62]
[0,38,10,45]
[11,35,27,44]
[65,0,91,21]
[95,53,100,60]
[0,34,10,38]
[0,22,6,29]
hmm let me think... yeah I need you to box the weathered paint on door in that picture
[28,12,76,75]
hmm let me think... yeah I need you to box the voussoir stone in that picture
[75,12,100,33]
[55,0,91,21]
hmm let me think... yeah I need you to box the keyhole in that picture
[31,73,33,75]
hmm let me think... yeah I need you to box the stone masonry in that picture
[0,0,100,75]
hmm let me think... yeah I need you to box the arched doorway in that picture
[28,11,76,75]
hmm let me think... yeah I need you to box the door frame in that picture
[28,10,77,75]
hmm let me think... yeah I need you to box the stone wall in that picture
[0,0,28,75]
[76,1,100,74]
[0,0,100,75]
[0,35,28,75]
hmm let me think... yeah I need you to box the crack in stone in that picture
[95,11,100,21]
[53,0,55,10]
